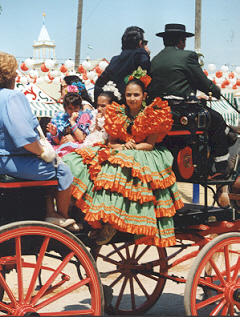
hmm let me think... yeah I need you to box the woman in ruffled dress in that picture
[63,68,184,247]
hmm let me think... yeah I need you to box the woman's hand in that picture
[46,123,57,136]
[60,134,76,144]
[124,139,136,149]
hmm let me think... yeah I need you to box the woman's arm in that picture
[24,140,43,156]
[108,133,159,151]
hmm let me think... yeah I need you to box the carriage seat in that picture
[0,174,58,189]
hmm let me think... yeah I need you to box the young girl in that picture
[63,70,183,247]
[47,92,93,157]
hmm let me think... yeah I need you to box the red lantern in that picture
[203,69,208,76]
[48,72,55,81]
[78,64,86,74]
[20,62,28,72]
[212,77,216,84]
[221,83,226,89]
[223,78,230,86]
[82,72,88,81]
[40,63,49,72]
[228,72,235,79]
[60,64,68,73]
[216,70,223,78]
[236,79,240,86]
[232,84,237,90]
[95,65,102,75]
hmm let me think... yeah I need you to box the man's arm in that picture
[187,51,221,99]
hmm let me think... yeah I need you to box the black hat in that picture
[156,23,194,38]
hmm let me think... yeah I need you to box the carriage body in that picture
[0,100,239,315]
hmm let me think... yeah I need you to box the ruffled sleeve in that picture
[104,102,128,140]
[133,97,173,143]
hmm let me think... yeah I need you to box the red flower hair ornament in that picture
[124,66,152,88]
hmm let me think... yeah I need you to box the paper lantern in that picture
[82,72,88,81]
[221,65,229,72]
[221,83,226,89]
[44,75,52,83]
[82,60,92,70]
[223,78,230,86]
[65,59,74,70]
[15,75,21,83]
[215,77,224,84]
[25,58,35,69]
[203,69,208,76]
[215,70,223,78]
[236,79,240,86]
[36,76,44,84]
[87,71,96,80]
[95,65,102,75]
[232,84,238,90]
[60,64,68,73]
[235,67,240,74]
[230,77,236,85]
[40,63,49,72]
[45,59,55,69]
[93,75,99,83]
[29,69,38,79]
[228,72,235,79]
[20,76,28,84]
[99,60,108,71]
[48,72,55,81]
[20,62,29,72]
[84,79,91,85]
[53,77,60,85]
[207,63,216,73]
[68,70,76,76]
[78,64,86,74]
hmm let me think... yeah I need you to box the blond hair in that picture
[0,52,18,88]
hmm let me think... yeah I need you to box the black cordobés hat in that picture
[156,23,194,38]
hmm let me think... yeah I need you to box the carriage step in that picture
[174,203,235,228]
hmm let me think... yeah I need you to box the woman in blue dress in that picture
[0,52,77,230]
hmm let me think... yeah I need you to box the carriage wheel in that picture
[184,232,240,316]
[0,221,104,316]
[95,241,167,315]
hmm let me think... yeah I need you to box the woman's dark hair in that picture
[63,92,82,110]
[163,34,186,46]
[125,78,146,93]
[121,26,145,50]
[63,75,94,107]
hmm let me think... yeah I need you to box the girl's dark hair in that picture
[98,91,117,104]
[121,26,144,50]
[125,78,145,93]
[63,75,94,107]
[63,92,82,110]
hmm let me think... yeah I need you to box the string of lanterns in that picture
[204,63,240,90]
[17,58,109,85]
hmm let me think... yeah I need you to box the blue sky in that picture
[0,0,240,71]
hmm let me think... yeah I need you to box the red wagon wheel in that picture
[0,221,104,316]
[184,232,240,316]
[95,241,167,315]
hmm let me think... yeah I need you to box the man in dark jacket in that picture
[148,24,235,179]
[94,26,151,104]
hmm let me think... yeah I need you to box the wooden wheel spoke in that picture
[196,293,225,310]
[209,257,227,287]
[25,236,50,304]
[138,271,161,282]
[133,274,151,299]
[131,244,138,260]
[129,276,136,311]
[135,246,150,262]
[31,251,74,306]
[210,298,226,315]
[0,271,18,308]
[109,272,124,288]
[224,245,231,282]
[221,302,230,315]
[15,236,24,304]
[231,257,240,281]
[115,276,128,310]
[98,254,125,267]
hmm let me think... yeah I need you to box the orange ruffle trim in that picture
[104,97,173,144]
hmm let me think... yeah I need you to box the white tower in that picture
[33,22,57,68]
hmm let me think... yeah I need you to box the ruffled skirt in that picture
[63,146,184,247]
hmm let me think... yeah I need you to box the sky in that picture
[0,0,240,71]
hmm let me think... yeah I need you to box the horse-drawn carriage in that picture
[0,98,240,316]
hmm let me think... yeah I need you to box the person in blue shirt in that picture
[0,51,79,231]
